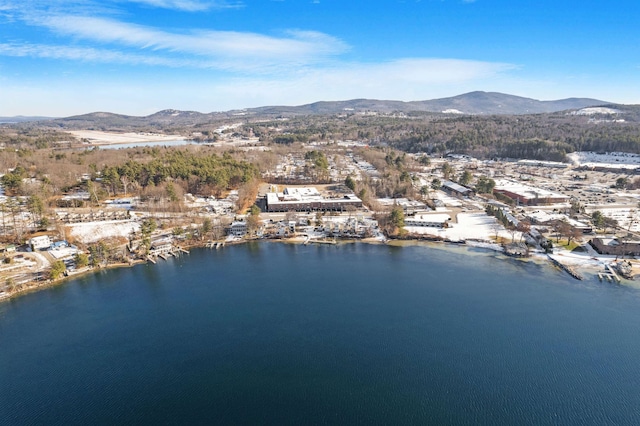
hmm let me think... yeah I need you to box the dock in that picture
[548,255,583,280]
[146,256,156,264]
[158,253,168,260]
[605,264,622,283]
[308,239,337,245]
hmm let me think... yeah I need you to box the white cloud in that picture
[123,0,242,11]
[0,42,200,67]
[23,14,348,71]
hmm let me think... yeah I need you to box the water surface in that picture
[2,243,640,425]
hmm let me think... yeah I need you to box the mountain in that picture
[246,92,609,116]
[405,91,608,115]
[21,92,615,130]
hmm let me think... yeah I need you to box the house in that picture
[29,235,52,251]
[229,221,247,237]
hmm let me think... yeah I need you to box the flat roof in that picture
[494,179,568,200]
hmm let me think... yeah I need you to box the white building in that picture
[229,221,247,237]
[29,235,52,251]
[404,214,451,228]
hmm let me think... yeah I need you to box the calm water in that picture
[2,243,640,425]
[97,140,190,150]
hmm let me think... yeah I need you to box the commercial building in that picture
[441,180,473,197]
[493,180,569,206]
[590,237,640,256]
[265,187,362,212]
[404,214,451,228]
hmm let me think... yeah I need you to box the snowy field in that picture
[405,212,518,243]
[567,151,640,166]
[69,131,185,144]
[67,220,140,244]
[432,191,463,207]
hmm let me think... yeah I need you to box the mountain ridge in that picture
[8,91,623,129]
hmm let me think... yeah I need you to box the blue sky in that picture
[0,0,638,116]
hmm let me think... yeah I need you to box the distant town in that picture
[3,101,640,298]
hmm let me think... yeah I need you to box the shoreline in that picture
[0,236,633,303]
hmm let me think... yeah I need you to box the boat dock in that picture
[604,264,622,283]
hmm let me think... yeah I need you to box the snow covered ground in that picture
[405,212,518,243]
[67,220,140,244]
[567,151,640,166]
[432,191,463,207]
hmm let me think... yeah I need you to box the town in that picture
[1,120,640,300]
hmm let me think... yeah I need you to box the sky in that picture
[0,0,639,116]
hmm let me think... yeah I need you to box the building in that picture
[404,214,451,228]
[265,187,362,212]
[493,180,569,206]
[590,237,640,256]
[229,221,247,237]
[29,235,52,251]
[441,180,473,197]
[527,211,593,234]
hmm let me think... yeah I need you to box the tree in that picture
[420,185,430,201]
[345,176,356,191]
[459,170,472,186]
[1,169,24,195]
[74,253,89,268]
[591,211,605,230]
[431,178,442,191]
[390,204,405,229]
[441,162,454,180]
[516,220,531,242]
[201,218,213,239]
[570,199,584,215]
[140,218,157,254]
[27,195,44,230]
[475,176,496,194]
[246,205,262,236]
[50,260,66,280]
[615,177,629,190]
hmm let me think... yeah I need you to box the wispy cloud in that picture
[23,14,348,71]
[123,0,243,12]
[0,42,201,67]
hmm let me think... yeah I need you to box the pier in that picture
[548,255,583,280]
[605,264,622,283]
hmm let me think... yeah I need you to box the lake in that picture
[2,242,640,425]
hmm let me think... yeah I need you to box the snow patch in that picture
[571,107,621,115]
[67,220,140,244]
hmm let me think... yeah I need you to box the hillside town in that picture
[2,128,640,298]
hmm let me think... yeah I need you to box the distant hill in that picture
[406,91,608,115]
[17,91,615,130]
[0,116,56,124]
[248,92,609,116]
